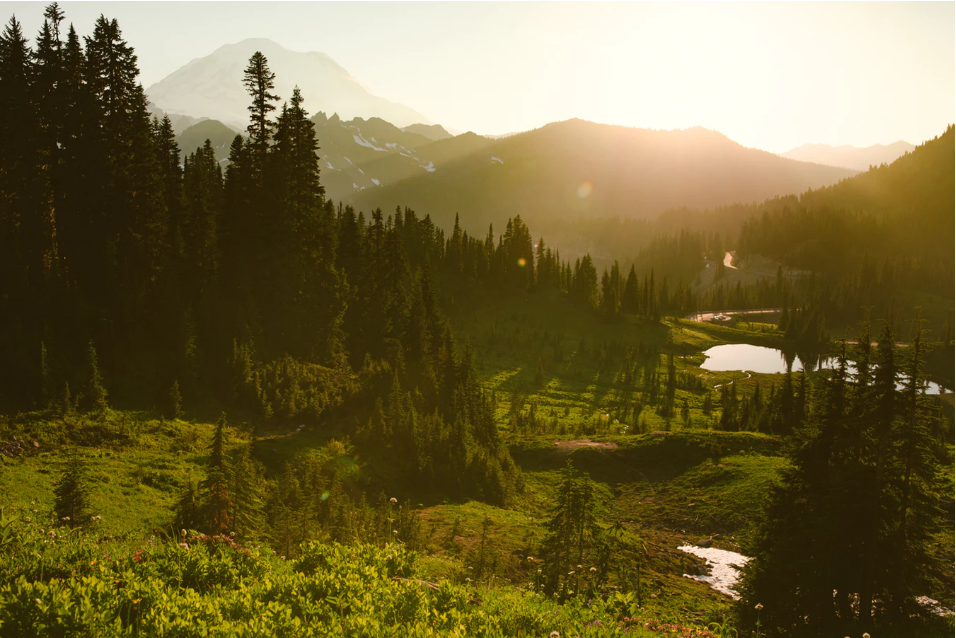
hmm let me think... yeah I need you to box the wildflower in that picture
[590,567,597,573]
[181,529,187,537]
[48,530,56,538]
[24,517,30,522]
[755,603,763,611]
[568,571,575,575]
[61,516,70,522]
[390,497,398,503]
[550,632,560,637]
[863,634,870,638]
[31,509,37,513]
[537,569,542,573]
[230,532,235,537]
[527,556,535,562]
[465,577,472,583]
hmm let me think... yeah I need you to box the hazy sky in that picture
[3,1,953,152]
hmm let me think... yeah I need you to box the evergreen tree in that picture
[167,379,182,419]
[208,412,227,473]
[242,51,278,173]
[622,265,640,313]
[539,460,602,596]
[173,477,202,532]
[54,451,90,527]
[230,443,265,540]
[86,340,108,412]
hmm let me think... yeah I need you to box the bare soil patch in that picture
[552,439,619,451]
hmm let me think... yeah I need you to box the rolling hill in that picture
[146,38,431,130]
[780,140,915,171]
[176,119,240,161]
[343,119,857,235]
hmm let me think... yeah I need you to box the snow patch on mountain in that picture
[353,134,385,151]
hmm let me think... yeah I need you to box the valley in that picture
[0,4,952,637]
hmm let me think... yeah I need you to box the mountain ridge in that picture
[146,38,431,130]
[779,140,915,171]
[347,118,858,236]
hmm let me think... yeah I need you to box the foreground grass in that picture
[2,294,951,635]
[0,515,725,637]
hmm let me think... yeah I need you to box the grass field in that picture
[2,286,952,635]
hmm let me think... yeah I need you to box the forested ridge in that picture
[0,6,952,638]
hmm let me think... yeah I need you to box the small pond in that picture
[701,344,949,395]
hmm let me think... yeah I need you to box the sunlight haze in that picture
[0,2,953,633]
[3,1,954,151]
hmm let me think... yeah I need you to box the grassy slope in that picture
[2,287,952,634]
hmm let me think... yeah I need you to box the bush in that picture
[0,516,703,637]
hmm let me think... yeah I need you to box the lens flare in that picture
[577,181,593,199]
[517,258,527,267]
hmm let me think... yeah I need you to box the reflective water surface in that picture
[700,344,949,395]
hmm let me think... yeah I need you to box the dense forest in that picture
[0,6,952,638]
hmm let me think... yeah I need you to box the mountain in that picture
[738,125,954,280]
[779,141,915,171]
[311,113,493,197]
[403,123,453,142]
[176,119,239,162]
[146,38,430,130]
[343,119,857,235]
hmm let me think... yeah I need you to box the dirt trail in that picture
[552,439,619,451]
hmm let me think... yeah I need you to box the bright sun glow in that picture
[12,2,950,152]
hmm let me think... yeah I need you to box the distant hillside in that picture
[404,123,453,142]
[739,125,954,276]
[146,38,431,130]
[176,119,239,162]
[802,127,951,218]
[345,119,856,235]
[780,141,915,171]
[312,113,493,197]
